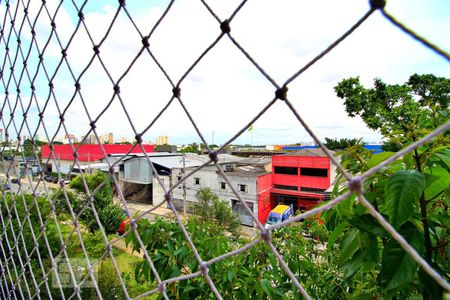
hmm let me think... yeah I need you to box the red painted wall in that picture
[41,144,155,162]
[272,155,330,190]
[257,173,272,225]
[270,154,331,211]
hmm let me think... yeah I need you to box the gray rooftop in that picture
[222,165,268,177]
[118,153,244,169]
[281,148,335,157]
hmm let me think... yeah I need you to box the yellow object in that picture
[272,204,290,214]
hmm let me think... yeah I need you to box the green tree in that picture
[327,74,450,299]
[324,137,362,151]
[194,188,241,236]
[334,73,449,146]
[178,143,201,154]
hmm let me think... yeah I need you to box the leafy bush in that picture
[194,188,240,235]
[83,230,107,259]
[98,203,125,234]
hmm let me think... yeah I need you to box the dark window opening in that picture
[177,176,181,181]
[274,166,298,175]
[194,178,200,185]
[238,184,247,192]
[299,197,320,202]
[300,187,326,193]
[220,182,226,189]
[300,168,327,177]
[274,184,298,191]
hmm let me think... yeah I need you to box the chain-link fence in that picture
[0,0,449,299]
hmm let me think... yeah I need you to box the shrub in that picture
[98,203,125,234]
[194,188,240,235]
[84,230,107,259]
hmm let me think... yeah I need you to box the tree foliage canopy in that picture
[334,74,449,143]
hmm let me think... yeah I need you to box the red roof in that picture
[41,144,155,162]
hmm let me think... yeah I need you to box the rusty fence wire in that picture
[0,0,449,299]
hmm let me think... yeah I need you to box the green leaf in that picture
[336,193,356,217]
[367,152,396,168]
[383,170,425,229]
[328,222,348,247]
[434,149,450,169]
[424,167,450,200]
[349,214,387,237]
[341,250,365,277]
[379,222,423,292]
[227,269,234,282]
[260,279,275,299]
[339,228,360,265]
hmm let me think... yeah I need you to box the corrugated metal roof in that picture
[237,157,272,166]
[222,165,268,177]
[281,148,335,157]
[117,153,244,170]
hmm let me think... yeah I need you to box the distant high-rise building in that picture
[156,135,169,145]
[108,133,113,144]
[119,137,129,144]
[63,134,78,144]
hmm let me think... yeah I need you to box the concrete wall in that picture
[171,165,259,226]
[152,175,171,207]
[123,158,152,184]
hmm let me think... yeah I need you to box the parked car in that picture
[11,178,19,184]
[44,175,55,182]
[2,183,10,191]
[264,204,294,228]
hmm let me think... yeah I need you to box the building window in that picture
[300,168,327,177]
[220,182,226,190]
[194,178,200,185]
[274,184,298,191]
[177,176,182,181]
[300,187,326,193]
[274,166,298,175]
[238,184,247,192]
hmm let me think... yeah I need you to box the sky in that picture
[0,0,449,146]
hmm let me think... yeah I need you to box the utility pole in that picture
[182,153,186,215]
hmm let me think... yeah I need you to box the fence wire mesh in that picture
[0,0,449,299]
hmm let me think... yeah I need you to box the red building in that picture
[258,149,335,224]
[41,144,155,174]
[42,144,155,162]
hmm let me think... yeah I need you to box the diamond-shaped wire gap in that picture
[175,36,276,145]
[146,0,221,81]
[227,1,372,83]
[71,4,143,81]
[114,54,178,132]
